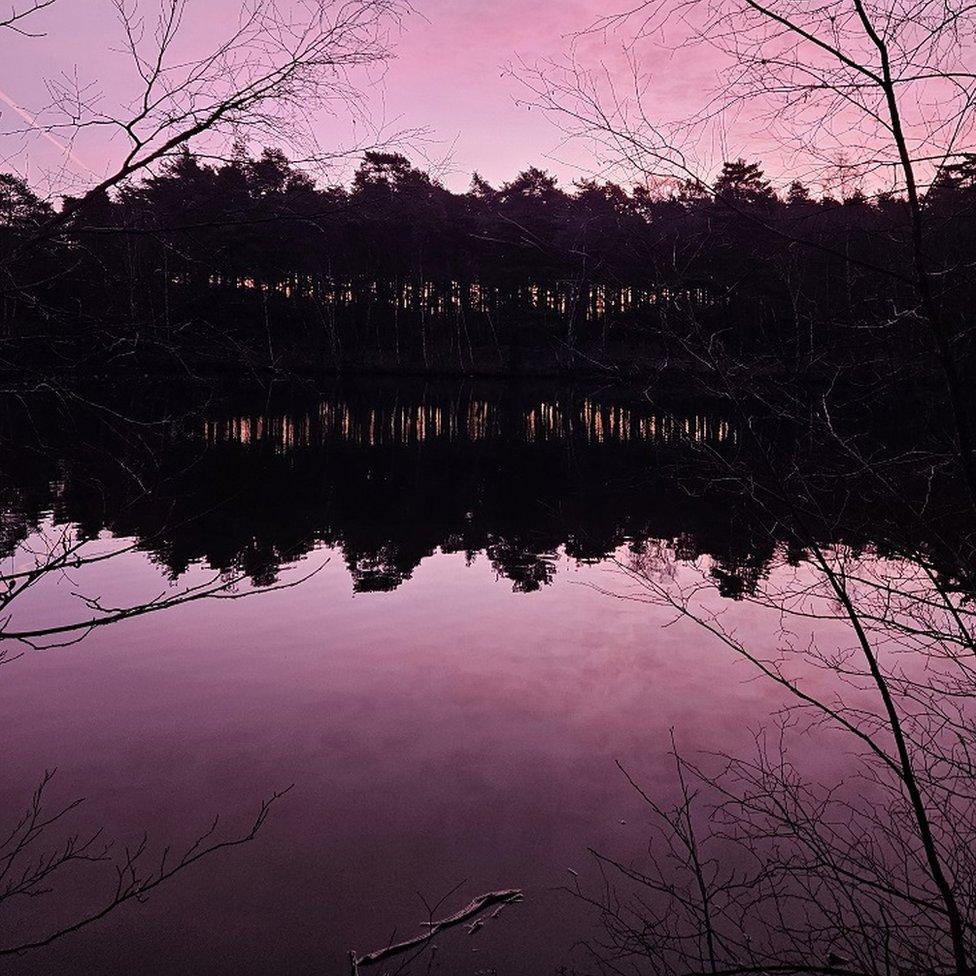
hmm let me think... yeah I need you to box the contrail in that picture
[0,85,98,177]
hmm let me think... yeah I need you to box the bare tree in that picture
[0,511,320,956]
[522,40,976,976]
[0,521,325,654]
[0,0,55,35]
[0,770,290,956]
[574,532,976,976]
[5,0,411,243]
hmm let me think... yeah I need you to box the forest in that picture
[3,147,976,376]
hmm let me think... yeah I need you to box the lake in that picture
[0,378,931,974]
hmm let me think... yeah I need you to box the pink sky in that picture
[0,0,720,195]
[1,0,936,197]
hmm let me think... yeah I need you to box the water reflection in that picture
[2,383,755,597]
[0,378,967,976]
[3,379,949,602]
[203,396,736,451]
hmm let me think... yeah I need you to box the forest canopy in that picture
[2,147,975,376]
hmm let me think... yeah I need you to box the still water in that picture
[0,380,862,974]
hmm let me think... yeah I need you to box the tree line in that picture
[3,147,976,376]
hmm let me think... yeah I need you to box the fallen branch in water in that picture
[348,888,523,974]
